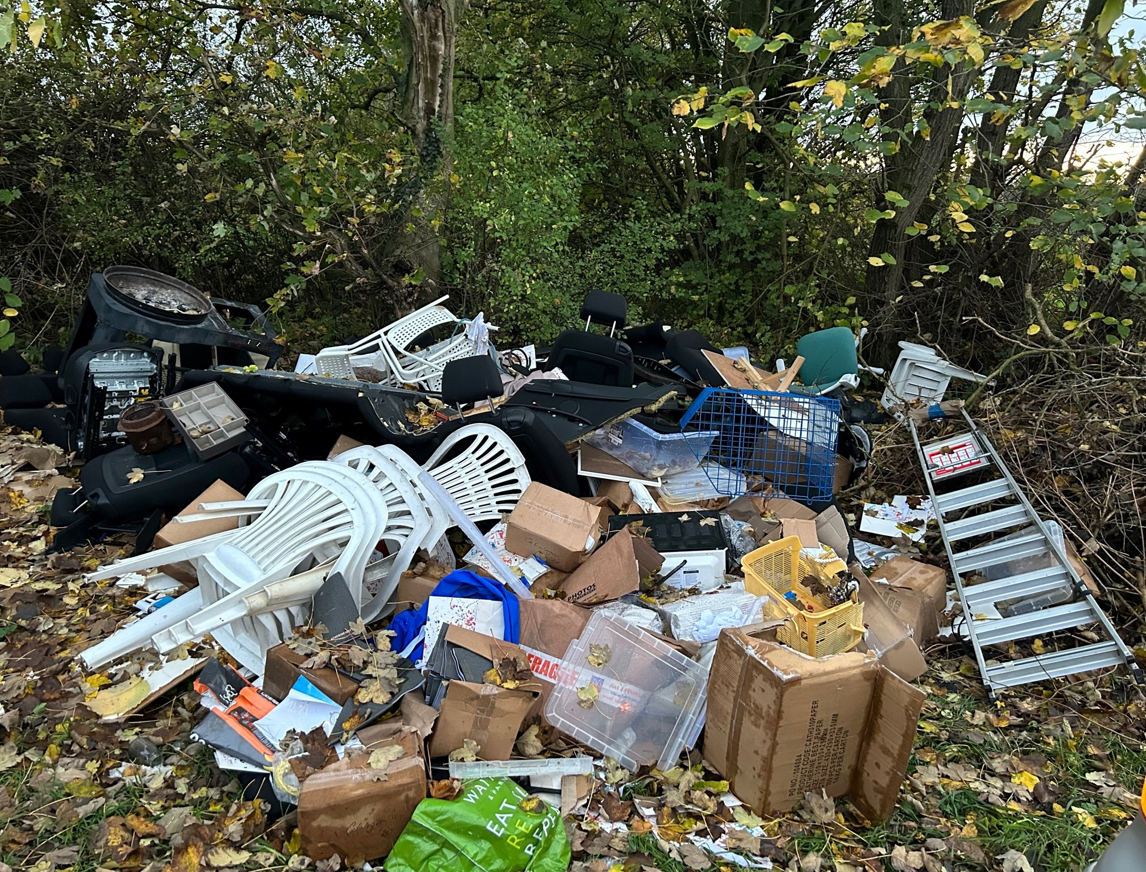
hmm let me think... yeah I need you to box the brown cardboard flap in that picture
[441,624,532,673]
[519,599,591,659]
[853,571,928,683]
[853,668,927,821]
[760,498,818,522]
[561,527,663,605]
[154,480,246,584]
[429,680,537,760]
[327,434,366,459]
[815,506,851,559]
[394,573,441,615]
[782,518,820,549]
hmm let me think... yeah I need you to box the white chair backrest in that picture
[424,423,531,523]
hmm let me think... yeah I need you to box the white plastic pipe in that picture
[418,470,534,600]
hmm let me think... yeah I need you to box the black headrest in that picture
[580,289,627,329]
[441,355,504,406]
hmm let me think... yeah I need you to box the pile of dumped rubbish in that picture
[0,267,1141,872]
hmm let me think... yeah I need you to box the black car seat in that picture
[543,290,634,387]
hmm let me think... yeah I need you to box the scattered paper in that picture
[859,496,934,542]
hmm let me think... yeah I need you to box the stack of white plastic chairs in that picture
[80,424,530,674]
[313,295,497,392]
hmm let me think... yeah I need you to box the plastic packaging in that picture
[584,418,718,479]
[657,588,772,643]
[659,464,746,505]
[544,612,707,771]
[386,777,570,872]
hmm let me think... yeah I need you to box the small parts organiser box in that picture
[161,383,250,460]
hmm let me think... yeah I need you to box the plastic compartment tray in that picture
[161,383,250,460]
[584,418,718,479]
[544,612,707,772]
[608,511,730,554]
[659,464,747,505]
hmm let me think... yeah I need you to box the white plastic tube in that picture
[418,470,534,600]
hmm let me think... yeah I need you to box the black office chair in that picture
[544,290,634,387]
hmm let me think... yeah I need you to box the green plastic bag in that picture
[385,777,570,872]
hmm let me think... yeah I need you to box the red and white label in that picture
[927,438,986,478]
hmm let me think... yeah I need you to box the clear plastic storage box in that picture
[161,383,250,460]
[544,612,707,771]
[583,418,718,479]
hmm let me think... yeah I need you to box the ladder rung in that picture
[935,478,1015,514]
[952,531,1047,574]
[944,504,1033,542]
[984,641,1127,689]
[973,600,1098,646]
[963,565,1073,608]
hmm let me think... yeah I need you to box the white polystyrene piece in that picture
[80,587,204,670]
[424,423,531,523]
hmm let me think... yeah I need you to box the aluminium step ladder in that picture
[909,408,1142,698]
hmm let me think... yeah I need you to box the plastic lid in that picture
[544,612,706,772]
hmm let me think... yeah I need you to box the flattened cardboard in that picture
[876,584,939,645]
[326,434,365,459]
[759,497,817,522]
[561,527,663,605]
[298,725,426,864]
[703,630,924,821]
[154,480,246,585]
[726,496,781,544]
[782,518,820,549]
[519,599,591,660]
[263,644,360,705]
[393,573,440,615]
[505,482,603,571]
[833,456,854,494]
[869,556,947,614]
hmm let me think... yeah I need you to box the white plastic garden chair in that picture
[881,341,988,417]
[423,423,530,523]
[334,446,436,620]
[376,296,485,392]
[314,334,393,381]
[81,462,389,672]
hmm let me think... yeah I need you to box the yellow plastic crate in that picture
[741,536,865,657]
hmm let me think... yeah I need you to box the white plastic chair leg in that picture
[79,588,204,670]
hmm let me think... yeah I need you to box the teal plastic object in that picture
[385,777,570,872]
[796,326,858,392]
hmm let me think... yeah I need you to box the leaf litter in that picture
[0,424,1142,872]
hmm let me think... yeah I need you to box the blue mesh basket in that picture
[678,388,841,502]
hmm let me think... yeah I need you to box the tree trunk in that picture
[396,0,464,292]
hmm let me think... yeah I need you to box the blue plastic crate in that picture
[679,388,841,502]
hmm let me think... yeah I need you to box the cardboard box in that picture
[704,630,925,821]
[595,480,634,513]
[853,569,928,683]
[560,528,663,605]
[428,625,540,760]
[327,433,365,459]
[153,480,246,585]
[752,430,838,495]
[869,556,947,615]
[834,456,854,494]
[263,644,360,705]
[393,572,440,615]
[876,584,939,645]
[505,482,603,572]
[298,724,426,864]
